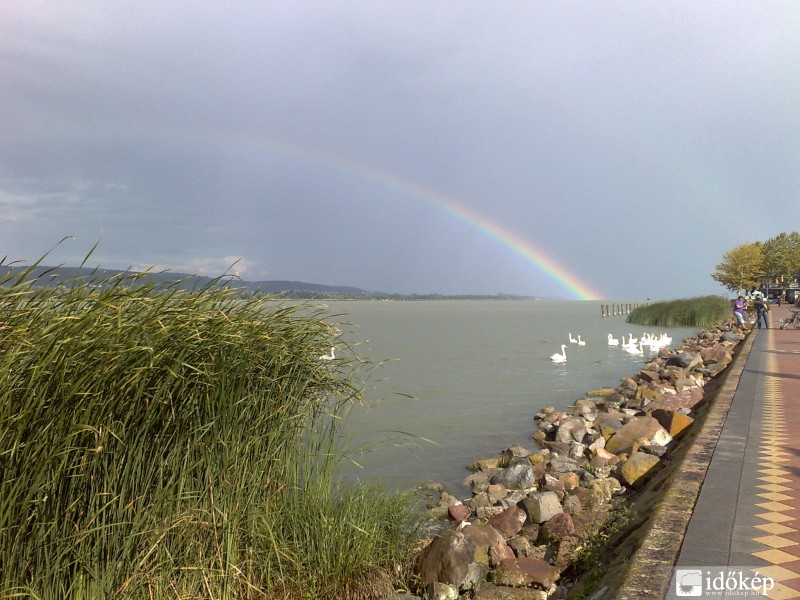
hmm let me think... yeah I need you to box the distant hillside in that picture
[0,265,371,297]
[0,265,542,300]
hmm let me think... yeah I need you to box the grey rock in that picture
[490,463,537,490]
[521,491,563,523]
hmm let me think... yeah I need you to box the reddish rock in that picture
[540,512,576,543]
[554,535,582,570]
[448,503,471,523]
[489,540,516,566]
[639,369,660,383]
[644,385,704,413]
[541,440,570,455]
[488,506,527,539]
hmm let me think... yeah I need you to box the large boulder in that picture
[472,583,549,599]
[521,491,563,524]
[554,417,589,444]
[665,352,696,368]
[416,529,477,587]
[540,512,575,543]
[650,408,695,437]
[604,416,673,456]
[423,582,459,600]
[644,385,704,413]
[619,451,661,486]
[488,506,527,539]
[492,557,560,589]
[461,522,508,566]
[490,463,537,490]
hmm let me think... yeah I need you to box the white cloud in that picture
[143,256,259,279]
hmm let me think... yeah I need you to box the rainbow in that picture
[188,130,605,300]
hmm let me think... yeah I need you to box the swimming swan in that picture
[551,345,567,363]
[319,347,336,360]
[607,334,619,346]
[577,335,586,346]
[568,333,578,344]
[624,341,643,355]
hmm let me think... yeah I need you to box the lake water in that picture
[324,300,699,496]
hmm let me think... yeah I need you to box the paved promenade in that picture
[667,304,800,599]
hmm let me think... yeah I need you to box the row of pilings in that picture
[601,303,645,317]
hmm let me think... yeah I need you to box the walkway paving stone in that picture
[665,304,800,599]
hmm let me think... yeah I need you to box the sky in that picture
[1,2,799,300]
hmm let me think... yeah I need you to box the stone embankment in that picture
[407,322,748,600]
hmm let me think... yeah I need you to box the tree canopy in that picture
[763,232,800,284]
[712,242,765,292]
[712,232,800,293]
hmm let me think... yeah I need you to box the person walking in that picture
[754,294,770,329]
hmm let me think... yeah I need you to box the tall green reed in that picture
[0,264,418,599]
[627,295,731,328]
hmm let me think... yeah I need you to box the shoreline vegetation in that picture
[0,263,421,599]
[626,295,731,328]
[0,254,737,599]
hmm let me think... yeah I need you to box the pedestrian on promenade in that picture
[753,295,770,329]
[733,295,747,328]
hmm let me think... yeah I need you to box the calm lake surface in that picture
[325,300,698,496]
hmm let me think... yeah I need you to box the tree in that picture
[762,232,800,284]
[712,242,764,293]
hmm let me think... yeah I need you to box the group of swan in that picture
[612,332,673,354]
[568,333,586,346]
[553,331,673,363]
[551,333,586,362]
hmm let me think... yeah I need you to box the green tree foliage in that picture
[712,242,765,292]
[762,232,800,284]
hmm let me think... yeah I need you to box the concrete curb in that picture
[611,330,757,600]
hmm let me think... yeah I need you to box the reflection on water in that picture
[324,300,698,495]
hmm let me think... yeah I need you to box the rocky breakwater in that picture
[413,325,745,600]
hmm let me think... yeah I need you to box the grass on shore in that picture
[627,295,732,328]
[0,261,420,599]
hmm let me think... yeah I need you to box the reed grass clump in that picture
[627,295,731,328]
[0,264,419,599]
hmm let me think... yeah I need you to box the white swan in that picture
[551,344,567,363]
[319,347,336,361]
[640,333,659,352]
[628,333,638,344]
[568,333,578,344]
[577,335,586,346]
[607,333,619,346]
[624,341,643,355]
[621,335,639,351]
